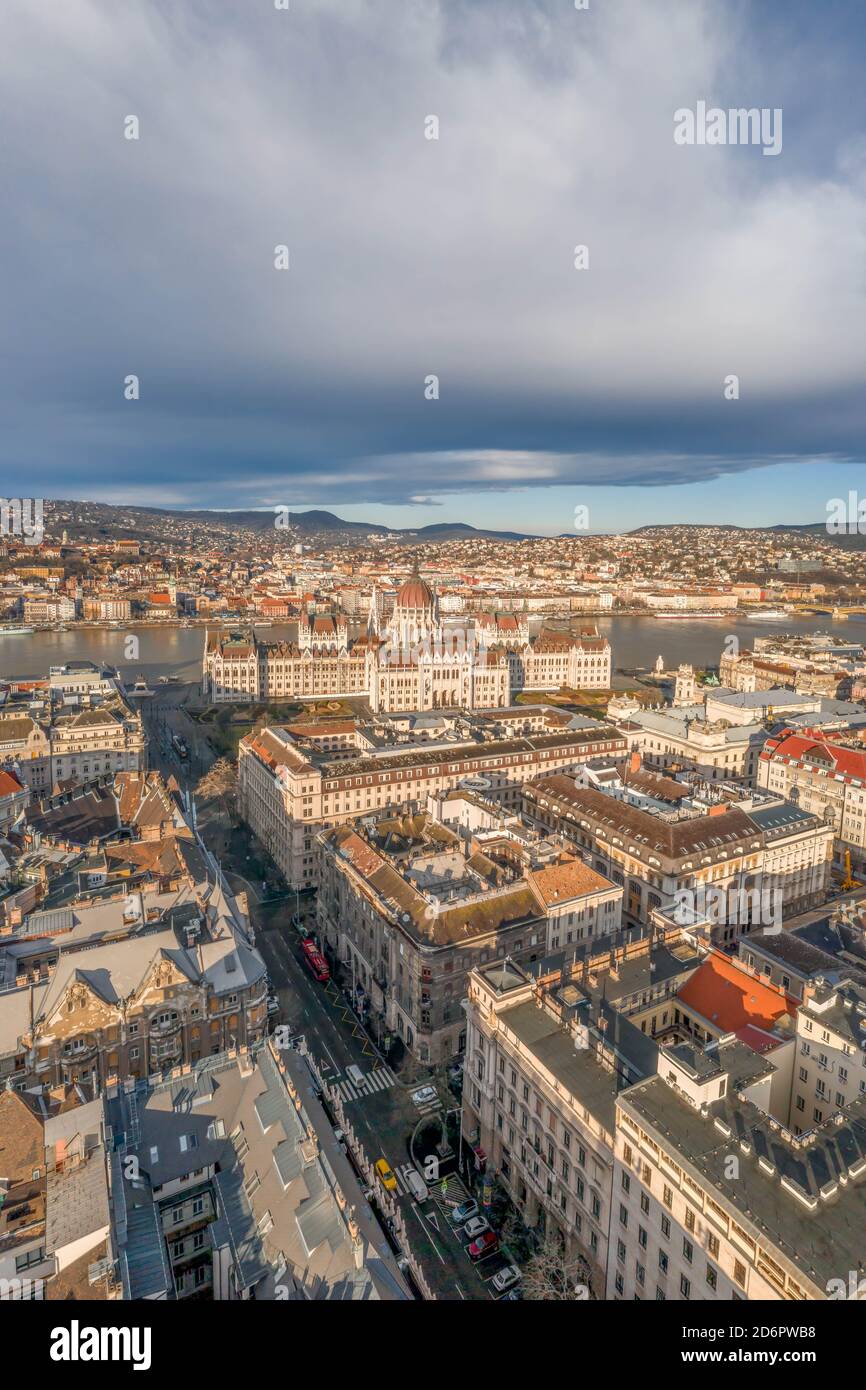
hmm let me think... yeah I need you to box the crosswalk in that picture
[335,1065,398,1102]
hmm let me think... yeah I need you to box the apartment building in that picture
[0,697,145,795]
[785,978,866,1132]
[22,596,77,624]
[720,649,849,698]
[104,1042,410,1301]
[238,714,626,889]
[461,960,632,1295]
[758,728,866,870]
[464,956,866,1300]
[317,807,621,1064]
[523,772,834,940]
[613,1044,866,1301]
[81,596,133,621]
[612,703,768,785]
[0,873,267,1097]
[0,1090,115,1302]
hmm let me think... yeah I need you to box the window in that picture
[619,1204,628,1228]
[658,1251,668,1273]
[660,1215,670,1239]
[733,1260,747,1289]
[640,1192,650,1215]
[706,1264,718,1291]
[680,1275,691,1299]
[708,1233,719,1258]
[662,1184,673,1209]
[621,1172,631,1194]
[682,1238,693,1263]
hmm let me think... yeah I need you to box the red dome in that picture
[396,577,434,608]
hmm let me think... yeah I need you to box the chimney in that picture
[707,803,727,818]
[628,751,641,777]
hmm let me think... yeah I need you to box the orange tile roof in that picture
[528,857,614,908]
[677,951,797,1034]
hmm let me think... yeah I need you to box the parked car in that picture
[449,1199,479,1226]
[410,1085,437,1108]
[492,1265,522,1294]
[375,1158,397,1191]
[405,1170,429,1203]
[467,1230,499,1261]
[463,1216,490,1240]
[346,1064,365,1087]
[501,1288,522,1301]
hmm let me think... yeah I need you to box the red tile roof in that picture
[761,730,866,783]
[0,768,24,796]
[677,951,797,1034]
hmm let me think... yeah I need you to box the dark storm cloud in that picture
[1,0,865,506]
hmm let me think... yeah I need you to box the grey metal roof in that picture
[296,1191,343,1256]
[254,1085,285,1134]
[273,1139,303,1188]
[748,802,814,832]
[213,1165,270,1290]
[123,1200,172,1299]
[21,906,74,936]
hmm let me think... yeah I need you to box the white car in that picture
[411,1086,438,1107]
[492,1264,521,1294]
[449,1199,479,1225]
[463,1216,490,1240]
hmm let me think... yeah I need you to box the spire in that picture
[367,586,380,637]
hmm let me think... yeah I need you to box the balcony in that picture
[152,1036,183,1062]
[150,1015,182,1037]
[62,1041,97,1064]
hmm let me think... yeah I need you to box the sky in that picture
[2,0,866,534]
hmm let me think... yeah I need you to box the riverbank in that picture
[1,611,862,684]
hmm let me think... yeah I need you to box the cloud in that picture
[1,0,865,510]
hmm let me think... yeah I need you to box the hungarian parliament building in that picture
[202,576,611,713]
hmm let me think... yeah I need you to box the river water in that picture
[1,613,862,687]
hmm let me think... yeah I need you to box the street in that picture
[137,682,515,1299]
[254,900,513,1300]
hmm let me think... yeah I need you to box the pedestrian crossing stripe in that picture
[335,1066,397,1101]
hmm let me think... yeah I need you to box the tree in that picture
[520,1231,594,1301]
[196,757,238,825]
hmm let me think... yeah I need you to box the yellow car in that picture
[375,1158,397,1191]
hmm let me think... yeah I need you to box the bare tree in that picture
[196,757,238,825]
[520,1232,594,1301]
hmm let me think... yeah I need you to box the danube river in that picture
[1,613,862,688]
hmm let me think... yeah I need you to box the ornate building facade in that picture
[203,577,612,712]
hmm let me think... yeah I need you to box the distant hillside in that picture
[45,501,537,544]
[628,521,866,550]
